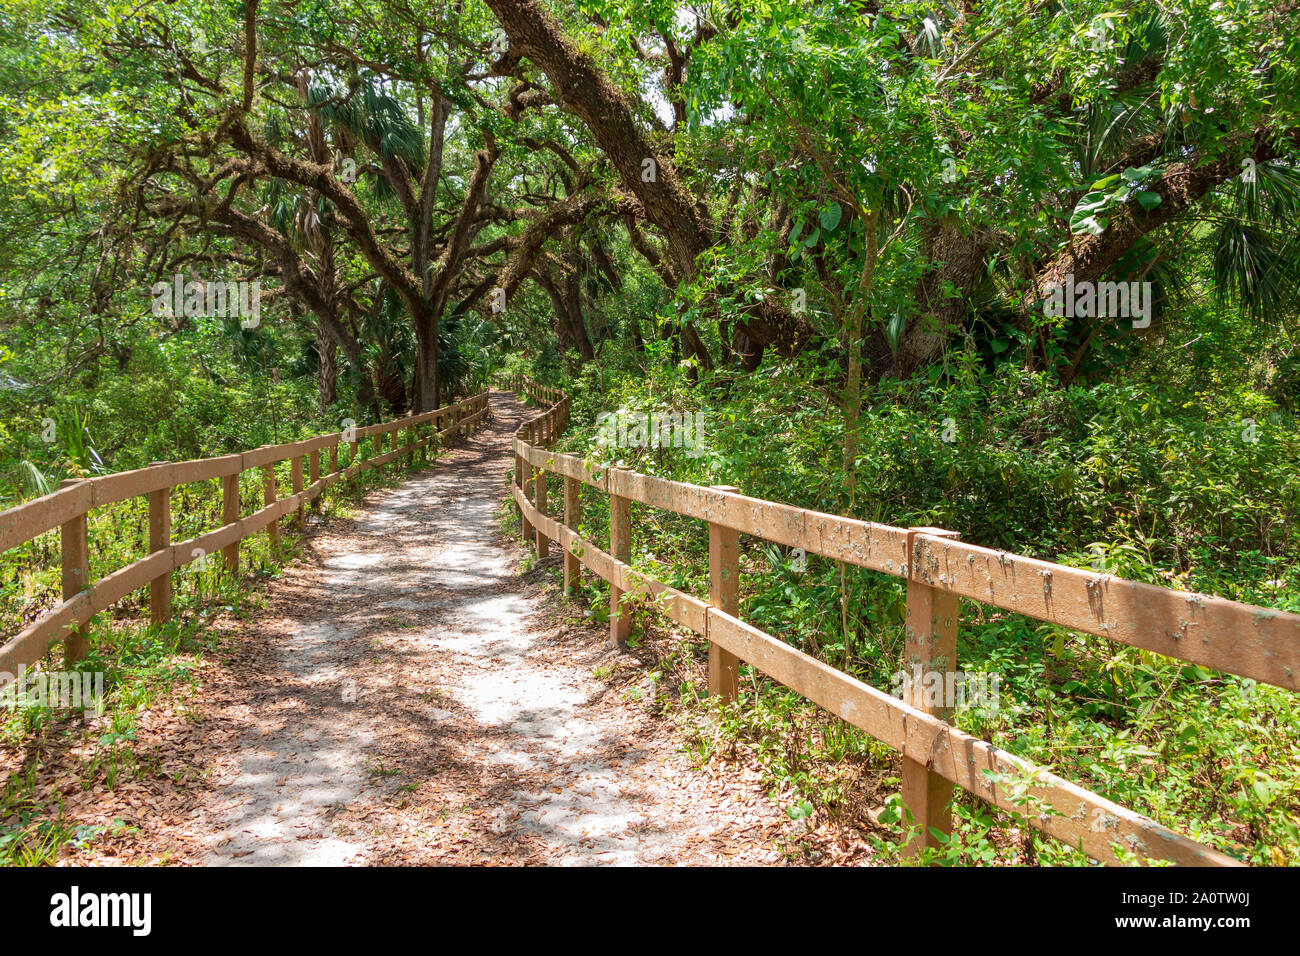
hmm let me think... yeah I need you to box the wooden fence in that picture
[503,377,1300,866]
[0,392,490,677]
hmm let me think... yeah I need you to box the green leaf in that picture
[786,799,815,820]
[819,202,843,232]
[1135,190,1162,211]
[1070,210,1109,235]
[1075,190,1113,214]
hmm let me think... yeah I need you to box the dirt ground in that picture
[19,391,815,865]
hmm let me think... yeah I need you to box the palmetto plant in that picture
[308,71,425,204]
[16,460,52,497]
[52,408,107,477]
[1212,164,1300,323]
[18,407,107,496]
[360,282,415,412]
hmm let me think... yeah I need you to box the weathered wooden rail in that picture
[0,392,490,676]
[504,376,1300,866]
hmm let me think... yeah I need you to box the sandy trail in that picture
[186,391,789,865]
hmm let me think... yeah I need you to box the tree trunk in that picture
[315,331,337,414]
[561,271,595,361]
[414,312,440,412]
[890,217,994,380]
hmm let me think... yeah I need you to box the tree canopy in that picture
[2,0,1297,464]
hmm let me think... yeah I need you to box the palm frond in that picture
[1212,222,1298,321]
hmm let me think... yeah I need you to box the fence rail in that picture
[503,376,1300,866]
[0,391,490,676]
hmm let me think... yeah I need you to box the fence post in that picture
[517,448,533,544]
[148,464,172,625]
[522,451,535,542]
[534,464,549,559]
[59,479,90,666]
[309,449,321,514]
[563,476,580,594]
[608,467,631,647]
[263,464,279,550]
[708,485,741,702]
[292,454,304,528]
[902,526,962,859]
[221,472,240,573]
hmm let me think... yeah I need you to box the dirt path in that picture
[152,390,793,865]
